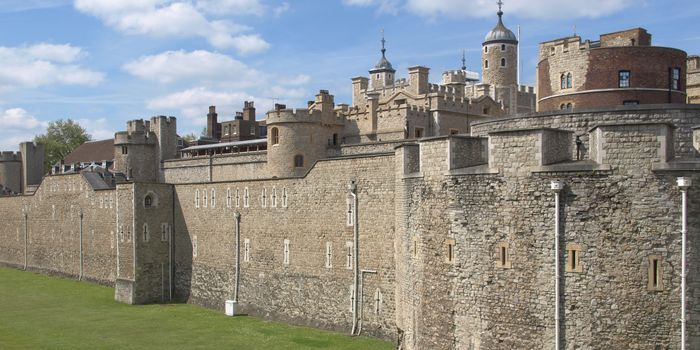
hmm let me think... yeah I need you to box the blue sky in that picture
[1,0,699,150]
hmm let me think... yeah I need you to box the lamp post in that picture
[550,180,564,350]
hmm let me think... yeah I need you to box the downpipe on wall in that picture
[226,212,241,316]
[22,208,27,270]
[677,177,691,350]
[551,180,564,350]
[349,181,359,336]
[357,269,377,336]
[79,207,84,281]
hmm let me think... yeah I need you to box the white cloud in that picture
[196,0,267,16]
[344,0,633,19]
[0,44,103,90]
[0,108,43,129]
[73,0,271,54]
[123,50,259,84]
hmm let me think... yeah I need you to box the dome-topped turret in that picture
[370,32,395,73]
[483,2,517,45]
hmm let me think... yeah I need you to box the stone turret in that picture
[114,116,177,182]
[482,1,519,115]
[266,91,344,178]
[369,31,396,90]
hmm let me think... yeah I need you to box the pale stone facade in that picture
[1,6,700,350]
[688,56,700,104]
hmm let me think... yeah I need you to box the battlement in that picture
[0,151,20,162]
[265,108,323,125]
[689,55,700,72]
[518,85,534,94]
[115,119,158,145]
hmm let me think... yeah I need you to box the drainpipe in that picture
[677,177,691,350]
[349,181,359,336]
[550,180,564,350]
[79,207,84,281]
[23,208,28,270]
[233,212,241,303]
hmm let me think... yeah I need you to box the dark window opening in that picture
[672,67,680,90]
[270,127,279,145]
[293,154,304,168]
[500,58,506,67]
[121,146,128,155]
[623,100,639,105]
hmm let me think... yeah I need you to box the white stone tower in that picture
[369,30,395,90]
[482,1,518,114]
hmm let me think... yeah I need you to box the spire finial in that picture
[497,0,504,18]
[461,49,466,71]
[380,28,386,57]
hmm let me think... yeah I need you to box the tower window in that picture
[484,60,489,69]
[294,155,304,168]
[672,67,680,90]
[619,70,630,88]
[121,146,128,155]
[484,46,488,53]
[566,244,583,272]
[445,238,456,264]
[495,242,511,268]
[283,239,290,265]
[500,58,506,67]
[270,127,279,145]
[566,73,572,88]
[648,256,663,291]
[501,44,506,51]
[144,195,153,208]
[561,74,566,89]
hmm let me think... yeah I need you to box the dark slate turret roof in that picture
[370,32,395,73]
[483,5,518,45]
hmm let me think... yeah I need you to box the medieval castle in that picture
[1,4,699,349]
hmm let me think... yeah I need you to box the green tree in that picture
[181,132,198,143]
[34,119,91,172]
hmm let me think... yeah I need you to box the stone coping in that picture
[692,125,700,130]
[652,160,700,172]
[587,122,676,133]
[531,160,612,174]
[488,127,573,135]
[447,164,498,176]
[472,104,700,127]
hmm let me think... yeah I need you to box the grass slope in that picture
[0,267,393,350]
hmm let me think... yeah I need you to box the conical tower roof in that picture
[483,1,518,45]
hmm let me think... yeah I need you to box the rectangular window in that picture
[449,129,459,135]
[325,242,332,268]
[243,187,249,208]
[283,239,290,265]
[623,100,639,105]
[495,242,512,268]
[210,189,216,208]
[346,197,355,227]
[374,289,383,315]
[235,188,240,208]
[121,146,128,155]
[672,67,680,90]
[161,223,169,242]
[261,188,267,208]
[648,256,663,291]
[193,235,198,258]
[195,189,200,208]
[143,224,149,242]
[271,187,278,208]
[203,189,208,208]
[414,127,424,139]
[282,187,288,208]
[566,244,583,272]
[244,238,250,262]
[445,238,456,264]
[619,70,630,88]
[226,188,231,208]
[345,241,353,269]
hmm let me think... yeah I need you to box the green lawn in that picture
[0,267,393,350]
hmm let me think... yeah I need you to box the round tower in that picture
[266,92,343,178]
[482,1,518,88]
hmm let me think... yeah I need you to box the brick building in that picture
[537,28,688,112]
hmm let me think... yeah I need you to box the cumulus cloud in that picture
[344,0,633,19]
[0,43,104,90]
[123,50,260,84]
[73,0,272,54]
[0,108,43,129]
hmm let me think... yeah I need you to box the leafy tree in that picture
[34,119,91,172]
[181,132,198,143]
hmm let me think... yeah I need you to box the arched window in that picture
[294,155,304,168]
[561,74,566,89]
[566,73,572,88]
[501,44,506,51]
[500,58,506,67]
[484,46,488,53]
[144,195,153,208]
[566,103,573,109]
[270,127,279,145]
[484,60,489,69]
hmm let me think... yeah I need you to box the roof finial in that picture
[497,0,504,19]
[380,28,386,57]
[461,49,467,71]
